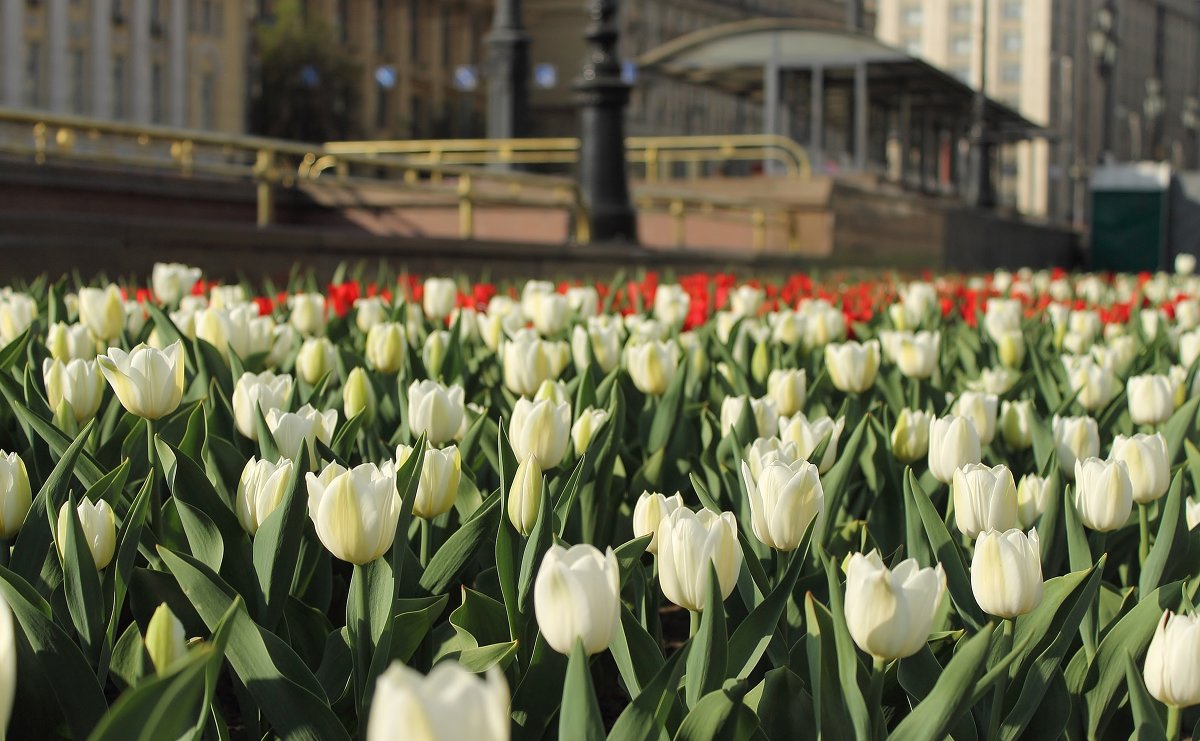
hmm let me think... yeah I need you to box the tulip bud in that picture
[744,437,800,481]
[1176,253,1197,276]
[952,463,1019,538]
[767,369,807,417]
[47,321,98,361]
[367,662,510,741]
[236,457,294,535]
[1108,433,1169,504]
[720,395,779,439]
[740,460,823,551]
[0,293,37,345]
[532,544,621,656]
[571,408,610,457]
[267,404,338,464]
[652,284,691,327]
[882,330,940,380]
[520,280,555,322]
[678,331,709,377]
[779,413,845,474]
[656,508,743,612]
[999,400,1034,450]
[422,277,457,320]
[1143,609,1200,710]
[306,461,400,564]
[624,339,681,396]
[1062,356,1119,412]
[509,397,572,469]
[342,368,377,425]
[952,391,999,446]
[97,342,186,420]
[366,322,407,374]
[422,330,450,377]
[1188,497,1200,531]
[145,602,187,674]
[728,285,764,318]
[824,340,880,393]
[1128,374,1175,426]
[57,498,116,569]
[0,452,32,539]
[749,337,772,387]
[78,284,125,341]
[891,408,932,463]
[529,292,569,336]
[397,443,462,520]
[151,263,201,306]
[296,337,338,385]
[43,358,105,424]
[1073,457,1134,532]
[632,491,685,554]
[1016,474,1051,529]
[507,456,543,536]
[971,528,1044,618]
[502,330,568,397]
[571,320,622,374]
[566,285,599,318]
[354,297,388,333]
[800,300,846,349]
[477,310,520,353]
[408,380,466,447]
[288,293,326,337]
[843,550,946,660]
[209,284,248,310]
[996,330,1026,369]
[232,371,294,441]
[1053,415,1100,478]
[927,415,982,484]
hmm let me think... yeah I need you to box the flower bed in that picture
[0,263,1196,739]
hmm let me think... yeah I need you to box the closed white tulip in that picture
[0,293,37,345]
[509,397,571,469]
[208,284,248,310]
[288,293,326,337]
[927,415,982,484]
[745,437,801,482]
[0,452,32,539]
[1143,610,1200,709]
[800,300,846,349]
[1109,433,1170,505]
[528,292,568,336]
[632,491,685,554]
[267,404,338,463]
[354,297,388,333]
[891,408,932,463]
[571,321,622,374]
[408,380,465,446]
[971,528,1044,618]
[565,285,599,318]
[232,371,293,441]
[97,342,185,420]
[571,408,610,457]
[720,395,779,439]
[236,457,294,535]
[1052,415,1100,478]
[151,263,201,305]
[366,322,407,374]
[79,284,125,341]
[656,508,743,612]
[1063,356,1119,412]
[766,369,807,417]
[952,463,1019,538]
[43,358,105,423]
[296,337,337,385]
[306,461,400,564]
[996,330,1026,369]
[728,285,764,318]
[843,550,946,660]
[740,459,823,551]
[1180,329,1200,368]
[984,299,1023,344]
[882,330,940,379]
[1128,374,1175,425]
[367,662,510,741]
[397,443,462,520]
[652,284,691,327]
[145,602,188,674]
[1073,457,1134,532]
[47,321,98,361]
[824,340,880,393]
[779,413,845,474]
[1016,474,1051,529]
[343,368,377,425]
[422,330,450,377]
[953,391,999,446]
[534,544,621,655]
[520,280,555,323]
[624,339,680,396]
[502,330,567,397]
[507,456,543,536]
[423,278,457,320]
[1188,497,1200,530]
[999,400,1034,450]
[57,498,116,570]
[476,310,522,353]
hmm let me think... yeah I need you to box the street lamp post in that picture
[575,0,637,243]
[1089,3,1117,163]
[1143,77,1165,161]
[486,0,531,142]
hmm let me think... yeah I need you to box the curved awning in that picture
[636,18,1041,139]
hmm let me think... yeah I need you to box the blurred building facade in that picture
[875,0,1200,223]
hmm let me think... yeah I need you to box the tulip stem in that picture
[1165,705,1181,740]
[869,657,886,736]
[689,610,700,638]
[145,418,159,533]
[420,518,433,567]
[350,562,371,720]
[987,618,1014,740]
[1138,503,1150,566]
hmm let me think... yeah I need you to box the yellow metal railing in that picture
[321,134,812,182]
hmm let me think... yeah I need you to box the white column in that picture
[46,0,69,112]
[130,0,151,123]
[1,0,23,106]
[91,0,114,118]
[167,0,186,126]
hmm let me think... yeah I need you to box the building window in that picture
[113,54,126,118]
[902,7,922,26]
[151,62,163,123]
[200,71,215,129]
[950,36,970,56]
[1002,31,1021,52]
[951,4,971,23]
[26,42,42,108]
[1000,63,1021,83]
[1002,1,1022,20]
[70,50,86,113]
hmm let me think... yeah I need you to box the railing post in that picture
[457,174,475,239]
[255,149,275,228]
[670,198,685,247]
[752,208,766,250]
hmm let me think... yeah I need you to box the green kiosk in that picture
[1090,162,1171,272]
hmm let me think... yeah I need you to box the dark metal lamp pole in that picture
[968,0,996,209]
[486,0,530,142]
[575,0,637,243]
[1090,3,1117,163]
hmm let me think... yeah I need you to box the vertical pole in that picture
[486,0,531,145]
[854,61,869,171]
[899,92,912,184]
[968,0,996,208]
[131,0,152,123]
[810,65,824,174]
[764,32,781,175]
[47,0,69,112]
[168,0,187,126]
[1,0,24,107]
[91,0,114,118]
[575,0,637,243]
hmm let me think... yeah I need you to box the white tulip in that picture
[927,415,982,484]
[656,508,743,612]
[78,285,125,341]
[740,459,823,551]
[891,408,932,463]
[0,452,32,539]
[354,297,389,333]
[236,457,294,535]
[208,284,248,310]
[502,330,568,397]
[1108,433,1170,505]
[632,491,684,554]
[745,437,801,482]
[971,528,1043,618]
[1073,457,1134,532]
[779,414,845,474]
[824,340,880,393]
[1143,609,1200,709]
[408,380,466,446]
[296,337,338,385]
[520,280,555,323]
[999,400,1034,450]
[996,330,1026,369]
[423,278,458,320]
[952,391,999,446]
[507,456,543,536]
[267,404,338,463]
[881,330,940,379]
[571,407,610,457]
[288,293,326,337]
[1187,497,1200,530]
[1053,415,1100,478]
[766,369,807,417]
[366,322,408,374]
[367,662,510,741]
[151,263,202,306]
[97,342,185,420]
[57,498,116,570]
[624,339,681,396]
[571,320,622,374]
[843,550,946,660]
[533,544,621,655]
[652,284,691,327]
[528,292,568,336]
[46,321,97,361]
[509,397,571,469]
[565,286,599,318]
[952,463,1019,538]
[1016,474,1051,529]
[144,602,188,674]
[306,461,400,564]
[728,285,764,318]
[43,358,105,423]
[720,395,779,439]
[232,371,294,441]
[0,293,37,345]
[1128,374,1175,425]
[397,443,462,520]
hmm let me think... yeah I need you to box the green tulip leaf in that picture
[685,564,728,709]
[1139,469,1185,597]
[905,469,986,630]
[889,623,994,741]
[608,641,689,741]
[561,641,606,741]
